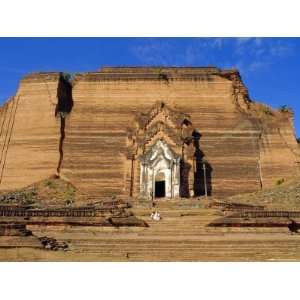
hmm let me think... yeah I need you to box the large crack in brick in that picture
[55,73,73,176]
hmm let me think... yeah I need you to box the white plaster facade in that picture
[139,140,180,199]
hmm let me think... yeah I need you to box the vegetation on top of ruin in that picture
[0,176,86,208]
[249,102,275,119]
[0,189,38,206]
[61,72,75,85]
[261,106,274,116]
[158,72,169,82]
[297,137,300,144]
[279,105,293,114]
[248,101,296,125]
[156,68,169,83]
[276,178,285,186]
[227,176,300,210]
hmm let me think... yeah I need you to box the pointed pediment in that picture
[137,121,182,147]
[126,101,195,159]
[135,101,192,130]
[140,140,180,166]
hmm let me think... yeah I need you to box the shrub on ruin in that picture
[45,180,55,189]
[65,199,74,207]
[279,105,293,113]
[276,178,285,186]
[61,72,74,84]
[262,106,273,116]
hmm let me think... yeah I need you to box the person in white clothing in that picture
[153,211,161,221]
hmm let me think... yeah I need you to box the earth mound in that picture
[226,176,300,210]
[0,176,86,208]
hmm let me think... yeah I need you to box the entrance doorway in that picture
[139,140,180,199]
[155,181,165,198]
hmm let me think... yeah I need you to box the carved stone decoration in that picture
[125,101,195,199]
[139,140,180,199]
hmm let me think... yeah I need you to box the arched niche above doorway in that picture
[139,140,180,199]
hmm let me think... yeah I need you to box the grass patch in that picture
[276,178,285,186]
[44,179,57,189]
[0,177,82,208]
[262,106,273,116]
[279,105,293,113]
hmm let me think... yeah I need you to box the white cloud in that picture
[235,37,253,45]
[209,38,225,49]
[269,40,293,57]
[248,61,271,72]
[131,41,171,65]
[231,38,294,75]
[131,39,204,66]
[130,38,294,76]
[184,46,197,65]
[234,38,266,56]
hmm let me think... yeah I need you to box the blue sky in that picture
[0,37,299,136]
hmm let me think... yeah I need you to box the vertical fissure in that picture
[56,113,66,175]
[0,102,9,139]
[55,73,73,177]
[0,96,20,184]
[0,100,14,167]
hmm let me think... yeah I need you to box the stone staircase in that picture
[14,202,300,261]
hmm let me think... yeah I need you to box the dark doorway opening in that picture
[155,181,165,198]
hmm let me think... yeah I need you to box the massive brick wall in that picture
[0,67,299,200]
[60,67,299,198]
[0,73,61,190]
[259,111,300,187]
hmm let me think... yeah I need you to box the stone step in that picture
[0,236,43,248]
[69,243,300,250]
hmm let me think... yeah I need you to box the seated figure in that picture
[151,211,161,221]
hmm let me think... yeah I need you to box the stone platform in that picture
[0,236,43,249]
[1,204,300,261]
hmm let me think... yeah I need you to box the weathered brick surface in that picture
[0,67,299,200]
[0,73,61,190]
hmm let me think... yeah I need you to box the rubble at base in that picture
[39,236,69,251]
